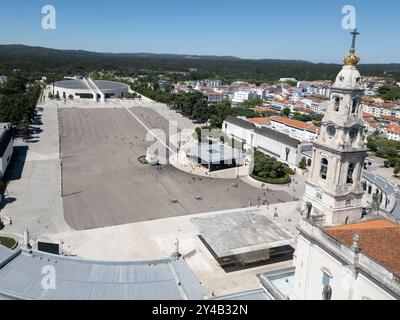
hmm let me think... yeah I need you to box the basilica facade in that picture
[250,31,400,301]
[292,31,400,300]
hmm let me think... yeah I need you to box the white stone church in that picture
[262,31,400,300]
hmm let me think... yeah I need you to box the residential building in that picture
[204,91,224,103]
[293,107,315,116]
[232,91,257,105]
[380,115,400,125]
[364,118,378,134]
[385,124,400,141]
[362,103,392,118]
[269,116,319,142]
[298,81,332,98]
[301,96,329,113]
[246,117,271,127]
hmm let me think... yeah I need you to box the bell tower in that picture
[302,29,367,226]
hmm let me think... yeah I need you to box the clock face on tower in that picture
[327,125,336,137]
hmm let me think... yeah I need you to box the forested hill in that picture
[1,44,399,82]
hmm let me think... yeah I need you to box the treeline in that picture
[132,82,173,104]
[1,45,400,82]
[0,74,41,138]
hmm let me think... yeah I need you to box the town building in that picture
[232,91,257,105]
[364,118,378,134]
[362,103,392,118]
[246,117,271,127]
[269,116,320,142]
[297,81,332,98]
[385,124,400,141]
[203,91,224,104]
[301,97,329,113]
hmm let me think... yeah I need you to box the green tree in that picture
[250,150,291,184]
[195,127,202,142]
[299,157,307,169]
[281,107,291,117]
[377,85,400,101]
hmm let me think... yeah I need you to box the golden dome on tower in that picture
[344,49,361,66]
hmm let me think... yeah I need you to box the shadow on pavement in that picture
[4,146,28,181]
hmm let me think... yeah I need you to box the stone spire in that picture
[301,29,367,226]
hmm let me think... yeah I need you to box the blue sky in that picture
[0,0,399,63]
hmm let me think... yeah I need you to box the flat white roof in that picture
[191,208,295,258]
[185,143,242,164]
[54,79,129,91]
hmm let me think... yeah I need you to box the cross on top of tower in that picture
[350,28,360,52]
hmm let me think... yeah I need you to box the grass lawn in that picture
[0,236,17,249]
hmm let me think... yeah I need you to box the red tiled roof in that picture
[381,115,400,122]
[203,91,223,96]
[381,102,396,108]
[252,107,280,114]
[306,125,321,134]
[294,107,314,114]
[247,117,271,124]
[325,219,400,277]
[386,124,400,135]
[271,116,313,130]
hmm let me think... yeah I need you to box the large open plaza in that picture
[60,107,291,230]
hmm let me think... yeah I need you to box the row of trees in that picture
[0,74,40,139]
[132,77,174,104]
[168,92,209,123]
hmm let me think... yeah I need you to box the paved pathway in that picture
[1,98,71,239]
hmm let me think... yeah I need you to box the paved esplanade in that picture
[3,99,71,238]
[60,107,291,230]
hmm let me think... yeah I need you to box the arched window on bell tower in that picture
[320,158,328,180]
[334,97,340,112]
[351,98,358,114]
[347,163,355,184]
